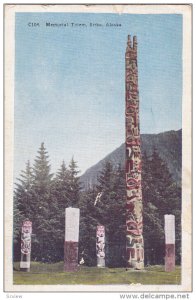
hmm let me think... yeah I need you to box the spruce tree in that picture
[79,188,98,266]
[107,164,126,267]
[31,142,54,261]
[142,150,181,265]
[50,161,71,261]
[13,161,34,260]
[13,198,23,243]
[142,152,163,265]
[53,161,70,209]
[95,161,114,225]
[95,161,126,267]
[14,160,34,218]
[13,193,24,261]
[33,143,53,191]
[67,157,81,207]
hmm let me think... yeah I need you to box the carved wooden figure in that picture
[96,225,105,268]
[20,220,32,272]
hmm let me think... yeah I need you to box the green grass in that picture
[13,262,181,285]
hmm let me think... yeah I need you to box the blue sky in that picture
[14,12,182,178]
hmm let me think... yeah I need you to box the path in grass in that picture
[13,262,181,285]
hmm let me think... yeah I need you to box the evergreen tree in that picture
[95,161,114,226]
[14,160,34,218]
[13,193,24,261]
[142,151,163,265]
[67,157,81,208]
[95,161,126,267]
[107,164,126,267]
[31,142,54,261]
[45,158,82,262]
[33,143,53,191]
[13,198,23,243]
[79,188,98,266]
[49,161,71,261]
[142,150,181,265]
[13,142,181,266]
[149,148,181,264]
[53,161,70,209]
[13,161,34,260]
[79,161,115,266]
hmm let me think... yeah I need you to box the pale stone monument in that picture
[164,214,175,272]
[64,207,80,272]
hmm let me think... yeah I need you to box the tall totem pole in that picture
[125,35,144,270]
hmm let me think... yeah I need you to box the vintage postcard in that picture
[4,4,192,293]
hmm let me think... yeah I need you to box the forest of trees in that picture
[13,143,181,266]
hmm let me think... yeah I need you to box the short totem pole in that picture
[20,220,32,272]
[125,35,144,270]
[64,207,80,272]
[96,225,105,268]
[164,214,175,272]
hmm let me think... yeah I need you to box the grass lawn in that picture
[13,262,181,285]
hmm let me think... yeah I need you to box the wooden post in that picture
[20,220,32,272]
[64,207,80,272]
[164,214,175,272]
[125,35,144,270]
[96,225,105,267]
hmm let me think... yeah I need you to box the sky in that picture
[14,12,182,179]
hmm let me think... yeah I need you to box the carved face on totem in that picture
[126,219,143,236]
[21,230,31,255]
[96,240,105,258]
[132,146,140,157]
[96,226,105,258]
[133,201,143,222]
[133,157,141,172]
[126,173,141,189]
[130,60,137,71]
[21,221,32,255]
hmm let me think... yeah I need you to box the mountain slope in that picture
[80,129,182,189]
